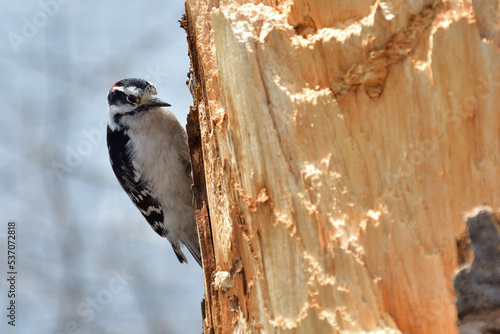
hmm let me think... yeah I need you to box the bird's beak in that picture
[147,97,171,108]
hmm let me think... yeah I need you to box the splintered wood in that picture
[183,0,500,333]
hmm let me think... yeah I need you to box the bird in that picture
[106,78,201,266]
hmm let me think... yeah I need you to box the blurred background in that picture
[0,1,204,333]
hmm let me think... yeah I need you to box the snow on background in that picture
[0,1,204,333]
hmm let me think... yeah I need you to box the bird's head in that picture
[107,78,171,130]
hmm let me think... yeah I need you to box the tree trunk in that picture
[182,0,500,333]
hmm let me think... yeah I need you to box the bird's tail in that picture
[171,243,188,264]
[185,238,202,267]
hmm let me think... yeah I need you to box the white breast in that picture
[123,107,196,241]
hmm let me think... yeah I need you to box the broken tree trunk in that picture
[182,0,500,333]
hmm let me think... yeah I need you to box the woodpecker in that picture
[106,78,201,266]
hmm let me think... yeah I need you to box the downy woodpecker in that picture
[106,78,201,266]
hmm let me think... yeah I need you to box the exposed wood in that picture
[183,0,500,333]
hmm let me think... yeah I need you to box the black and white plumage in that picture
[106,78,201,266]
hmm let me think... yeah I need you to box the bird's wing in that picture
[107,127,165,234]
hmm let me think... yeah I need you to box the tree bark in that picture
[182,0,500,333]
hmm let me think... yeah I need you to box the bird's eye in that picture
[126,95,139,104]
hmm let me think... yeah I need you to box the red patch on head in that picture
[110,81,120,91]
